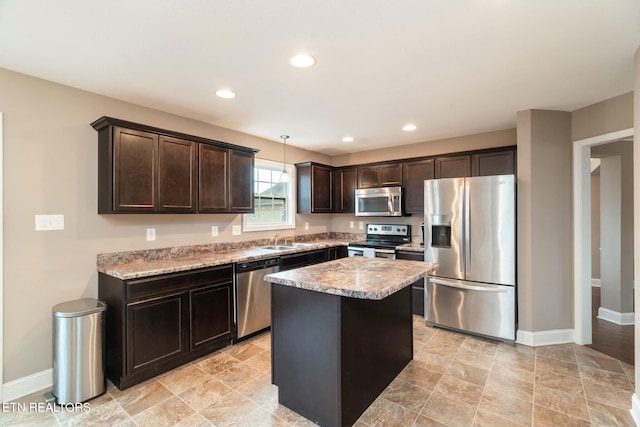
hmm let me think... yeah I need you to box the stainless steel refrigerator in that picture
[424,174,516,341]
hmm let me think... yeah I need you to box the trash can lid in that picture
[53,298,106,317]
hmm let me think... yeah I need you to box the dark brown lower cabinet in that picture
[395,250,425,316]
[99,265,233,390]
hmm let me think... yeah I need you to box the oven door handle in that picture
[375,248,396,255]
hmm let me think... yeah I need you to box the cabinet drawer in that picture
[127,265,233,301]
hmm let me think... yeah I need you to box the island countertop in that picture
[265,256,438,300]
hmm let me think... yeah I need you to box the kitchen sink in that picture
[290,243,316,248]
[261,245,296,251]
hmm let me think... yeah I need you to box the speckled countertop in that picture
[395,242,425,252]
[98,240,348,280]
[265,257,437,300]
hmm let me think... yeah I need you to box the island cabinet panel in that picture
[472,149,515,176]
[402,159,434,213]
[99,264,234,390]
[434,155,472,179]
[357,162,403,188]
[272,284,412,427]
[334,167,357,213]
[296,162,334,213]
[159,136,197,213]
[92,116,258,214]
[111,127,158,213]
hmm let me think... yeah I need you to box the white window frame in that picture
[243,158,296,232]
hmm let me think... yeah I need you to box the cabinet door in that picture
[159,136,197,213]
[229,149,255,212]
[199,145,229,212]
[327,246,347,260]
[357,166,380,188]
[379,163,403,186]
[126,293,188,374]
[113,127,158,212]
[472,150,515,176]
[435,155,471,179]
[312,165,334,212]
[403,159,434,213]
[190,283,232,351]
[335,168,356,213]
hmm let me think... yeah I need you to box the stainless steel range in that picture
[347,224,411,259]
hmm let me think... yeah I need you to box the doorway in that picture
[573,128,634,359]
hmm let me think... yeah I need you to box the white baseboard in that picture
[516,329,574,347]
[3,368,52,401]
[631,393,640,427]
[598,307,635,325]
[591,278,601,287]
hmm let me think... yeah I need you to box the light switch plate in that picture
[232,225,241,236]
[146,228,156,241]
[211,226,219,237]
[35,214,64,231]
[304,222,309,230]
[349,221,354,229]
[359,222,364,230]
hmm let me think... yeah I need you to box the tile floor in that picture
[1,316,636,426]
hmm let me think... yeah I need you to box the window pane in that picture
[258,168,271,182]
[257,182,272,195]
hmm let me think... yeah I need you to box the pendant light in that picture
[279,135,290,183]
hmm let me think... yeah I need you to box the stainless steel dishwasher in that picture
[235,257,280,340]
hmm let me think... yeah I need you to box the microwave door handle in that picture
[388,196,393,213]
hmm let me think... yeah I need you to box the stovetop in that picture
[348,223,411,248]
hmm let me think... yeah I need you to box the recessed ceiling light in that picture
[402,124,417,131]
[289,54,316,68]
[342,136,354,143]
[215,89,236,99]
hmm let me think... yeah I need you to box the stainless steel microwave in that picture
[355,186,403,217]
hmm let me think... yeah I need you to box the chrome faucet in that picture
[274,232,280,246]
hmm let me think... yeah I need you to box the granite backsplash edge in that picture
[97,232,362,266]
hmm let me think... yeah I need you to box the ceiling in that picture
[1,1,639,156]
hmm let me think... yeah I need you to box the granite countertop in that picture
[395,242,425,252]
[98,240,348,280]
[264,256,438,300]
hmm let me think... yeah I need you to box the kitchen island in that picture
[265,256,437,427]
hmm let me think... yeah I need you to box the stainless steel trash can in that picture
[52,298,106,404]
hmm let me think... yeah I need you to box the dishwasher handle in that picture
[236,257,280,272]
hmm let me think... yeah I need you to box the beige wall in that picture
[591,173,601,279]
[592,141,634,314]
[633,46,640,392]
[572,92,634,141]
[330,129,516,166]
[0,68,333,382]
[517,110,573,332]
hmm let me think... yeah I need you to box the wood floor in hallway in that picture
[588,286,634,366]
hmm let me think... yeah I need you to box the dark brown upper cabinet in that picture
[159,136,197,213]
[434,155,471,179]
[334,167,357,213]
[402,159,434,213]
[92,116,257,214]
[357,162,403,188]
[472,149,515,176]
[296,162,334,213]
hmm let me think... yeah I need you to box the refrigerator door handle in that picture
[430,278,507,293]
[458,184,465,273]
[464,181,471,274]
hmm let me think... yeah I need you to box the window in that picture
[243,158,295,231]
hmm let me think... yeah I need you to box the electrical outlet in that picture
[232,225,241,236]
[349,221,354,229]
[211,225,219,237]
[304,222,309,230]
[359,222,364,230]
[35,214,65,231]
[146,228,156,241]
